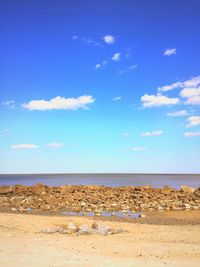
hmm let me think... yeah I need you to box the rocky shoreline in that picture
[0,184,200,214]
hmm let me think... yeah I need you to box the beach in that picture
[0,211,200,267]
[0,184,200,266]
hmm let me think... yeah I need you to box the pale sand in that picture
[0,212,200,267]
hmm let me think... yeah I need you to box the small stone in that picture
[97,224,112,235]
[92,222,98,230]
[139,214,146,218]
[181,185,195,194]
[40,226,64,234]
[94,210,102,216]
[78,224,92,235]
[111,227,122,234]
[121,210,128,214]
[67,222,78,234]
[27,207,32,213]
[184,203,191,209]
[0,186,13,194]
[11,207,17,211]
[80,201,86,207]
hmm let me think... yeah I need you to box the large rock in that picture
[39,226,64,234]
[13,185,30,195]
[67,222,79,234]
[181,185,195,194]
[31,183,47,196]
[0,186,13,194]
[78,224,92,235]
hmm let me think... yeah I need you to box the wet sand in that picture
[0,211,200,267]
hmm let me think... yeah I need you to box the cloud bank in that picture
[184,132,200,137]
[11,144,38,149]
[141,130,163,137]
[141,94,179,108]
[45,142,64,149]
[187,116,200,127]
[166,110,189,117]
[22,96,95,111]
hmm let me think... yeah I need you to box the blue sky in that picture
[1,0,200,173]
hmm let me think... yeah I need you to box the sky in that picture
[0,0,200,174]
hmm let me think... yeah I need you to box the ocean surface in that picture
[0,173,200,189]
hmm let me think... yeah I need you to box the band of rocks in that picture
[0,184,199,213]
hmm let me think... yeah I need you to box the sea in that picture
[0,173,200,189]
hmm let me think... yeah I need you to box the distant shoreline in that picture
[1,172,200,175]
[1,173,200,188]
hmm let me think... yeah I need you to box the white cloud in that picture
[166,110,189,117]
[180,87,200,98]
[122,132,129,137]
[72,35,78,40]
[22,95,95,111]
[184,132,200,137]
[103,35,115,44]
[95,64,101,69]
[180,86,200,105]
[112,53,121,61]
[119,65,138,75]
[11,144,38,149]
[81,37,99,46]
[158,76,200,92]
[45,142,64,149]
[141,94,179,108]
[187,116,200,127]
[164,48,176,56]
[2,100,15,109]
[113,96,122,101]
[141,130,163,137]
[95,60,108,69]
[131,146,147,151]
[129,65,138,70]
[185,96,200,105]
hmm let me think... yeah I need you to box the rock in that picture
[39,226,64,234]
[121,210,128,214]
[94,210,102,216]
[184,203,191,209]
[11,207,17,211]
[31,183,47,196]
[139,214,146,218]
[80,201,86,207]
[19,206,26,212]
[181,185,195,194]
[1,184,199,213]
[0,186,13,194]
[67,222,78,234]
[92,222,98,230]
[162,186,174,194]
[97,224,112,235]
[78,224,92,235]
[111,227,123,234]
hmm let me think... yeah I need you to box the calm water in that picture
[0,173,200,189]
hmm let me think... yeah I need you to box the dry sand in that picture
[0,211,200,267]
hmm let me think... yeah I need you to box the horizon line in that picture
[0,172,200,176]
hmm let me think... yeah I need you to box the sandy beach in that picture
[0,211,200,267]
